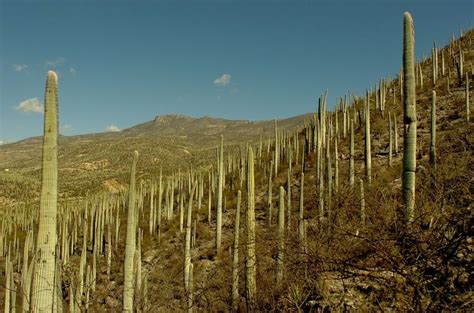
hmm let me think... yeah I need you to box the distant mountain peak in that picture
[153,114,193,123]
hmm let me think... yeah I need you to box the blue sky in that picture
[1,0,472,143]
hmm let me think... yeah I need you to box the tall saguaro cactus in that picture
[123,151,139,312]
[298,173,305,248]
[349,119,355,187]
[231,191,242,312]
[466,73,470,123]
[430,91,437,167]
[402,12,417,225]
[185,183,197,299]
[216,135,224,253]
[276,186,285,284]
[246,147,257,311]
[31,71,59,312]
[365,92,372,184]
[389,113,393,167]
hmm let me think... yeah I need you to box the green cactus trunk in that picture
[430,90,437,167]
[402,12,417,225]
[389,113,393,167]
[276,186,285,284]
[246,147,257,311]
[394,114,399,155]
[360,178,366,225]
[466,73,470,123]
[231,190,241,312]
[31,71,59,312]
[185,183,197,299]
[274,120,279,176]
[365,92,372,183]
[123,151,139,312]
[157,168,163,242]
[268,160,273,226]
[298,173,305,250]
[216,135,224,253]
[349,119,355,187]
[286,169,291,230]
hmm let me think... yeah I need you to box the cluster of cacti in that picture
[2,12,473,312]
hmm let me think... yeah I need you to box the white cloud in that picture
[61,124,72,132]
[213,73,231,86]
[69,67,77,75]
[15,98,43,114]
[105,125,121,132]
[45,57,66,68]
[13,64,28,72]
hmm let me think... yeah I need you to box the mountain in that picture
[0,113,312,199]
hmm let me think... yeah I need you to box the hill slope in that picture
[0,113,311,199]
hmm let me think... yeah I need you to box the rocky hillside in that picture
[0,113,310,200]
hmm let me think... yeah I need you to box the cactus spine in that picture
[31,71,59,312]
[246,147,256,311]
[231,190,241,312]
[402,12,417,225]
[123,151,139,312]
[216,135,224,253]
[430,90,437,167]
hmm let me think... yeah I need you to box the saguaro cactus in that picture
[216,135,224,253]
[402,12,417,225]
[430,90,437,167]
[365,92,372,183]
[185,183,197,298]
[246,147,257,311]
[466,73,470,123]
[231,190,241,312]
[268,160,273,226]
[298,173,305,249]
[349,119,355,187]
[389,113,393,167]
[123,151,139,312]
[276,186,285,284]
[360,178,366,225]
[394,114,399,155]
[274,119,279,176]
[31,71,59,312]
